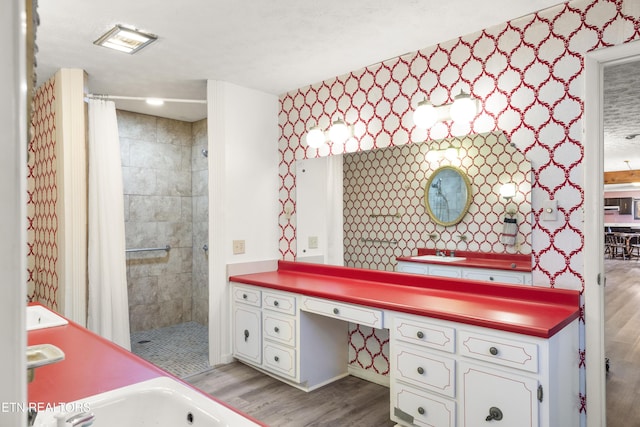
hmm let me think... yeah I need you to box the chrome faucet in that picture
[56,412,96,427]
[27,408,37,427]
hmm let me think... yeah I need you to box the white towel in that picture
[500,217,518,246]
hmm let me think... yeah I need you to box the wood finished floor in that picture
[187,362,395,426]
[605,259,640,427]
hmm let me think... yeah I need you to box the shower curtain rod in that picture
[86,94,207,104]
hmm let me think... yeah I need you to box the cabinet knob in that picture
[489,346,499,356]
[417,407,425,415]
[489,276,495,281]
[333,308,340,315]
[416,331,425,339]
[242,293,248,299]
[274,356,279,362]
[274,300,279,307]
[485,406,503,421]
[244,329,249,342]
[417,367,425,375]
[274,327,280,333]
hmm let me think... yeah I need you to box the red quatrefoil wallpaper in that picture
[278,0,640,411]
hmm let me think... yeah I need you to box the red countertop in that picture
[396,249,532,272]
[27,307,266,426]
[229,261,579,338]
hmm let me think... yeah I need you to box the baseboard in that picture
[347,365,390,387]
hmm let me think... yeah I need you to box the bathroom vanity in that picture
[396,250,532,285]
[229,261,579,427]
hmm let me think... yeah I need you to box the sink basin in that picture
[411,255,467,262]
[26,343,65,382]
[33,376,261,426]
[27,305,69,331]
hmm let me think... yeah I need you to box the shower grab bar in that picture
[125,245,171,253]
[360,238,398,244]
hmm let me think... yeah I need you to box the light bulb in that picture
[413,98,437,129]
[329,118,350,144]
[444,146,458,160]
[500,183,517,200]
[306,126,325,148]
[449,90,477,123]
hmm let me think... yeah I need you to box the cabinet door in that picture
[233,305,262,364]
[619,197,633,214]
[461,362,538,427]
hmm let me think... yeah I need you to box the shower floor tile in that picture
[130,321,210,378]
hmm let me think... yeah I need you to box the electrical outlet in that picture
[308,236,318,249]
[232,240,245,254]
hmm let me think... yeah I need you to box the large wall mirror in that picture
[295,131,532,272]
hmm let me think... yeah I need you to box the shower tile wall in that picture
[117,110,208,332]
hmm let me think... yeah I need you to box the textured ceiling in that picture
[603,60,640,173]
[35,0,566,122]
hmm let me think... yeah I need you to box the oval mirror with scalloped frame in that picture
[424,165,472,226]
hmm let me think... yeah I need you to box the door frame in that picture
[584,39,640,427]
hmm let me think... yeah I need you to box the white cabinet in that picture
[397,260,531,285]
[232,286,262,365]
[461,362,538,427]
[231,282,578,426]
[390,312,579,427]
[231,283,348,391]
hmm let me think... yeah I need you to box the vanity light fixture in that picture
[500,182,517,200]
[328,118,351,144]
[413,90,479,129]
[305,118,353,147]
[413,98,438,129]
[305,125,326,148]
[449,90,478,123]
[94,25,158,54]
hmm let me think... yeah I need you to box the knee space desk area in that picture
[229,261,580,427]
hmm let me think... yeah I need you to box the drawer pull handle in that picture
[417,367,425,375]
[242,293,248,299]
[416,331,425,339]
[244,329,249,342]
[274,356,279,362]
[489,346,499,356]
[274,327,280,333]
[485,406,503,421]
[274,300,279,307]
[333,308,340,315]
[417,407,425,415]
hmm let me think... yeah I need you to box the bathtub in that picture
[33,376,262,426]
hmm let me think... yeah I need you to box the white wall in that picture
[0,0,27,425]
[207,80,279,365]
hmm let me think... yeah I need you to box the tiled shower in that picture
[117,110,208,348]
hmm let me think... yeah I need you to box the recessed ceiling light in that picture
[94,25,157,54]
[145,98,164,106]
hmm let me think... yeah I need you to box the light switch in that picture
[542,199,557,221]
[308,236,318,249]
[232,240,245,254]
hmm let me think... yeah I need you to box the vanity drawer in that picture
[301,296,383,328]
[459,329,539,373]
[263,290,296,315]
[393,382,456,427]
[397,261,429,275]
[263,312,296,346]
[462,267,528,285]
[232,285,261,307]
[263,342,297,379]
[394,344,456,398]
[393,315,455,353]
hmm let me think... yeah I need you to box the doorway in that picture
[584,39,640,427]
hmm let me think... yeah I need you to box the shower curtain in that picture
[86,99,131,350]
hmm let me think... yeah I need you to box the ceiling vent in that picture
[94,25,157,54]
